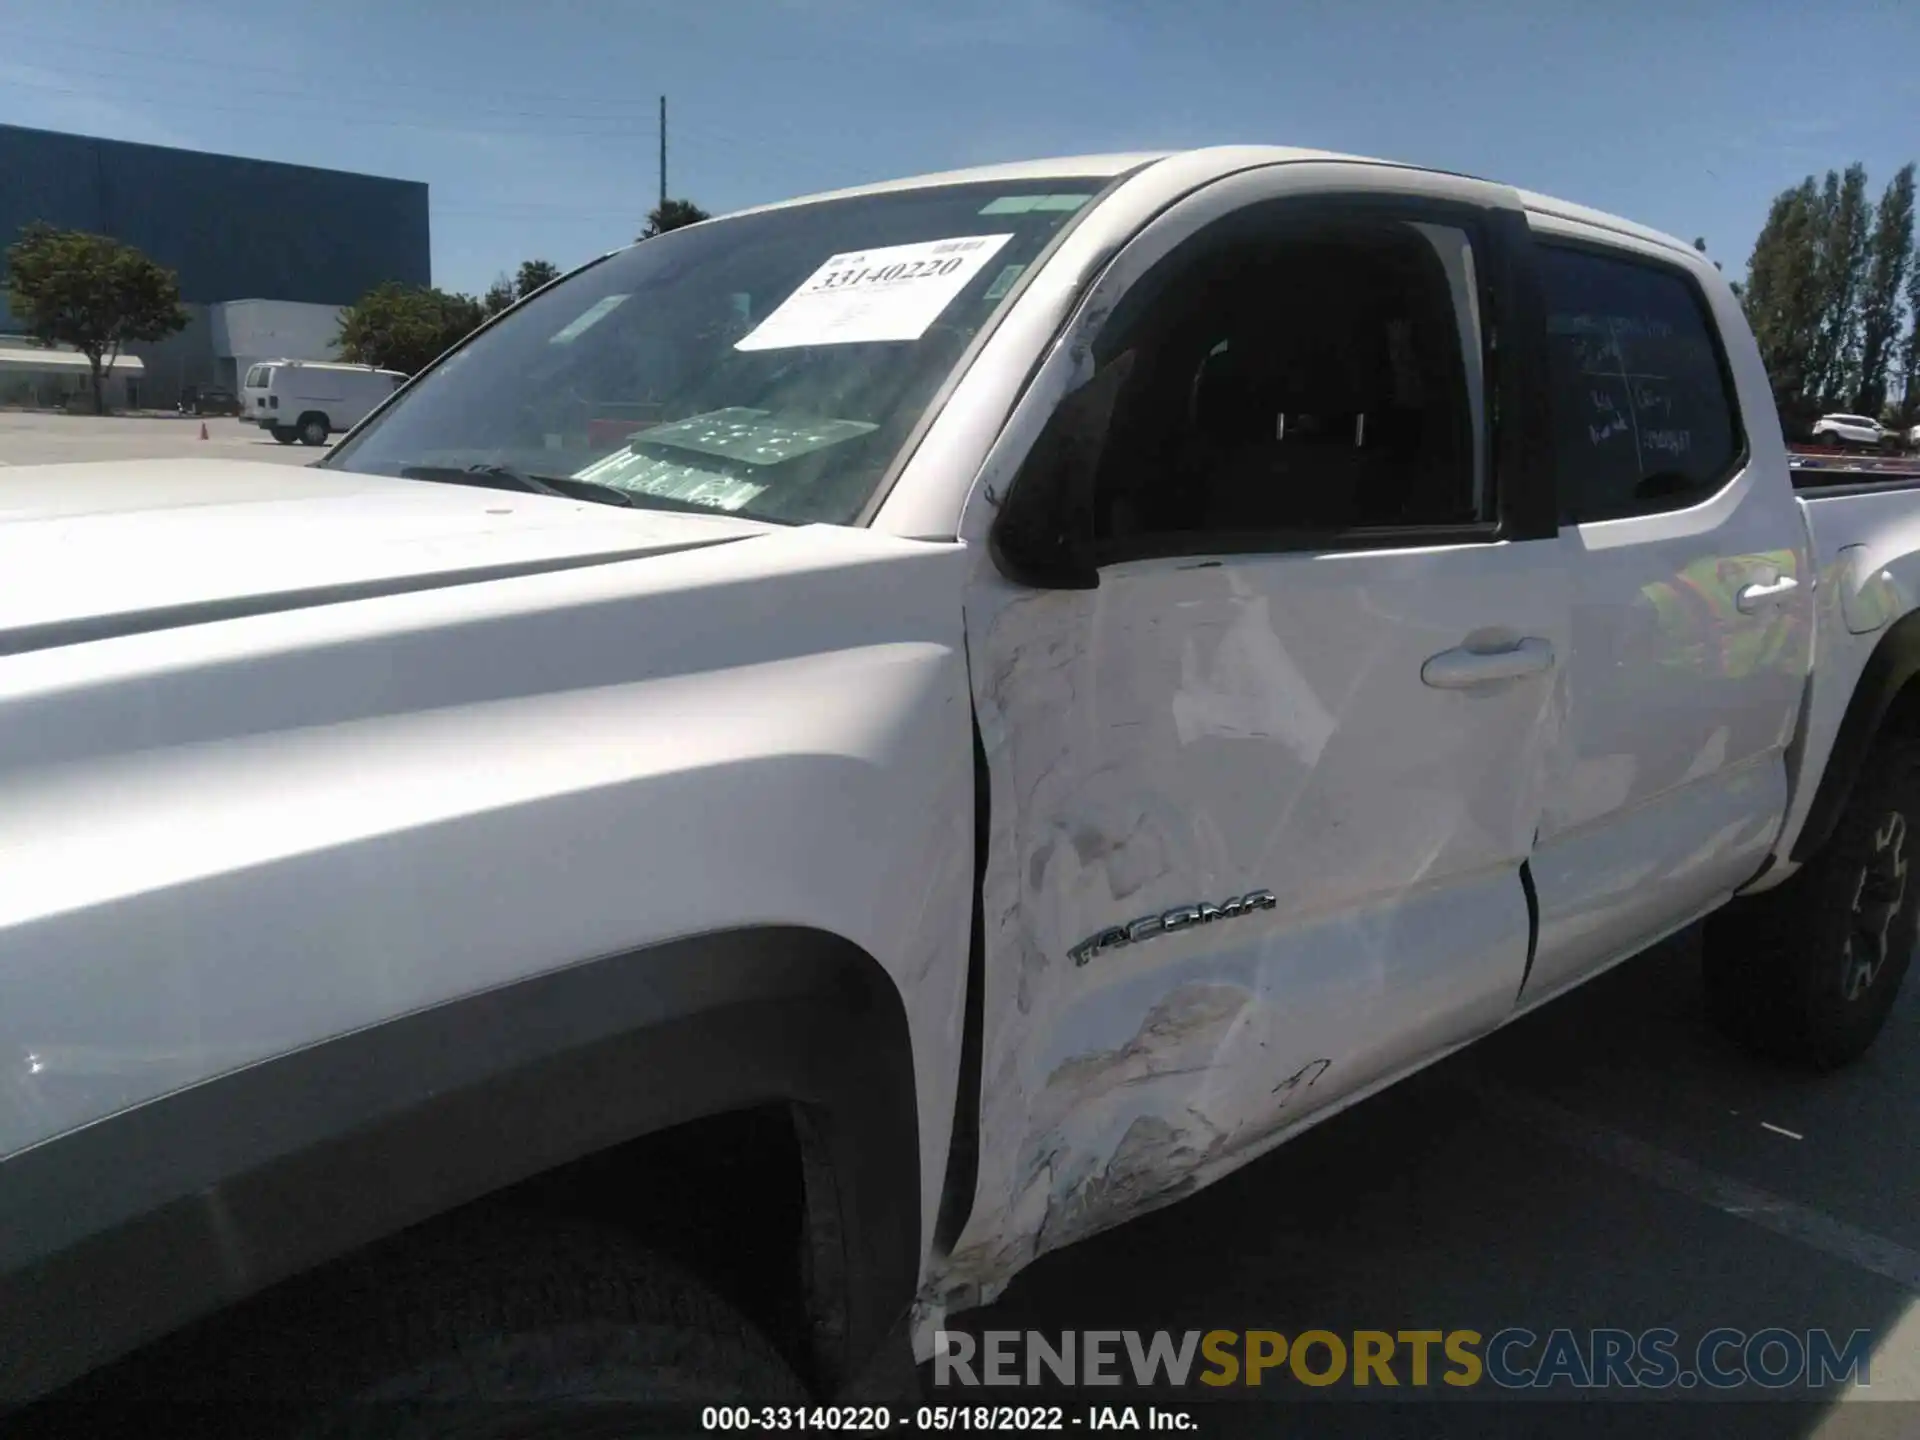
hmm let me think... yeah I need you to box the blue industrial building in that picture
[0,124,429,407]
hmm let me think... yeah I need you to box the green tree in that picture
[481,274,517,318]
[514,258,561,298]
[2,223,187,414]
[1902,245,1920,427]
[479,260,562,319]
[1855,163,1915,418]
[337,283,487,376]
[639,198,710,239]
[1743,178,1829,426]
[1805,164,1872,408]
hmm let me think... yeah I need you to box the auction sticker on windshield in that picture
[735,234,1014,351]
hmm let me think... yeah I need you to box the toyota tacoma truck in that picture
[7,146,1920,1429]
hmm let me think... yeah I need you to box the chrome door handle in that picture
[1420,637,1555,689]
[1736,575,1800,613]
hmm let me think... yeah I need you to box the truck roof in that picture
[731,145,1699,262]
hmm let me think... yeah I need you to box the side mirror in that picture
[988,351,1136,591]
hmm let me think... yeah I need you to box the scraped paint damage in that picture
[922,584,1352,1324]
[927,537,1547,1334]
[922,970,1336,1321]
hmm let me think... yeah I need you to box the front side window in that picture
[1072,210,1488,551]
[1539,244,1741,523]
[325,180,1106,525]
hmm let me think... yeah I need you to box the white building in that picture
[209,299,346,392]
[0,341,147,410]
[0,301,344,412]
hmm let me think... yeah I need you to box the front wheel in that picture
[1704,736,1920,1067]
[86,1215,812,1438]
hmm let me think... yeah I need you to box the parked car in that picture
[1811,412,1892,449]
[175,384,239,417]
[9,145,1920,1424]
[240,359,407,446]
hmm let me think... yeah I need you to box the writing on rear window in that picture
[1540,247,1740,522]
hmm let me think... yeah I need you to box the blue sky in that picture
[2,0,1916,296]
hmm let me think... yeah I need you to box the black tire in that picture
[299,413,331,447]
[271,425,299,444]
[1704,736,1920,1068]
[66,1215,811,1439]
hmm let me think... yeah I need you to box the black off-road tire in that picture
[1704,736,1920,1068]
[50,1214,812,1439]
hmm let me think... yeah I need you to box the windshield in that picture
[324,179,1108,524]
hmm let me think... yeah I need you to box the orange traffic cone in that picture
[199,422,209,440]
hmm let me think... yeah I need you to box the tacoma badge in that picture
[1068,889,1278,966]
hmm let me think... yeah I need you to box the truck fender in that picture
[1791,608,1920,863]
[0,926,920,1405]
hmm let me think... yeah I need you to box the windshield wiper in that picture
[395,462,794,523]
[543,475,637,507]
[399,463,633,508]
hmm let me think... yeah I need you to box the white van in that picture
[241,361,407,447]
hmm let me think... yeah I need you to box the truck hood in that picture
[0,460,773,655]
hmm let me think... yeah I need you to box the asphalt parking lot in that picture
[0,410,330,468]
[5,410,1918,1436]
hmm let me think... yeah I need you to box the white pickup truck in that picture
[7,146,1920,1427]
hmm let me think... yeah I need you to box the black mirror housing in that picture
[986,350,1135,592]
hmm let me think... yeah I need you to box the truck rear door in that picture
[1519,219,1813,1004]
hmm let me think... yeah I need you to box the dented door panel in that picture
[937,537,1567,1304]
[975,870,1529,1278]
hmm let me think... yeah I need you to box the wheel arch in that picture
[1792,608,1920,864]
[0,925,921,1405]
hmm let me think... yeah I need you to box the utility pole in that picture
[659,96,667,214]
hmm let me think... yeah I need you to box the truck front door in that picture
[943,166,1570,1291]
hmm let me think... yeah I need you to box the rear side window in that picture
[1539,244,1741,523]
[244,365,270,388]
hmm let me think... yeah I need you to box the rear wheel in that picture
[1704,736,1920,1067]
[299,413,331,447]
[270,425,298,444]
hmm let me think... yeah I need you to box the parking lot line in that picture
[1463,1078,1920,1293]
